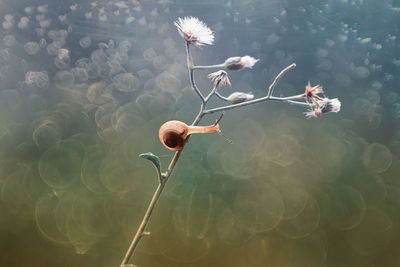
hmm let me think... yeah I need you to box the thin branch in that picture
[267,63,296,97]
[204,82,220,103]
[164,105,204,178]
[122,49,303,267]
[120,182,165,267]
[286,100,310,107]
[215,91,230,102]
[204,94,305,114]
[186,43,206,103]
[119,109,205,267]
[193,63,225,70]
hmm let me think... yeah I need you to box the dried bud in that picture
[207,70,231,87]
[227,92,254,104]
[224,55,259,70]
[304,98,341,118]
[304,108,322,119]
[320,98,341,113]
[303,82,324,106]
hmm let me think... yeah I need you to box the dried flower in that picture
[320,98,341,113]
[227,92,254,104]
[208,70,231,87]
[303,82,324,106]
[224,55,259,70]
[304,98,341,118]
[304,108,322,118]
[174,17,214,47]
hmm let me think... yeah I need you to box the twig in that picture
[120,182,165,267]
[193,63,226,70]
[121,62,301,266]
[204,94,305,114]
[204,81,220,103]
[186,42,205,103]
[121,24,315,266]
[267,63,296,97]
[286,100,311,106]
[215,91,230,102]
[120,46,206,266]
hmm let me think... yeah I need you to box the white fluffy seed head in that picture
[239,56,259,69]
[304,98,341,119]
[174,17,214,47]
[320,98,341,113]
[224,55,259,70]
[328,98,341,113]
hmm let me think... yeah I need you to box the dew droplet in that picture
[39,38,47,48]
[118,40,132,52]
[24,41,40,55]
[155,71,181,93]
[54,70,75,89]
[363,143,392,173]
[143,47,157,60]
[39,141,84,189]
[346,208,394,255]
[71,68,89,83]
[79,36,92,48]
[277,197,320,239]
[55,48,71,69]
[112,73,140,92]
[2,35,16,47]
[324,185,366,230]
[25,71,49,89]
[17,17,30,29]
[354,66,370,79]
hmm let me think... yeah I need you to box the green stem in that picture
[120,181,165,267]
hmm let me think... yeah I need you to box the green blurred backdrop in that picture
[0,0,400,266]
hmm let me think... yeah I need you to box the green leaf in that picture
[139,152,161,175]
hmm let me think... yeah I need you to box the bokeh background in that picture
[0,0,400,266]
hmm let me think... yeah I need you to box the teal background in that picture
[0,0,400,266]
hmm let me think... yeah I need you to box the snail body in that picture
[159,120,220,151]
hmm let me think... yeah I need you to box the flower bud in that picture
[227,92,254,104]
[224,56,259,70]
[208,70,231,87]
[320,98,341,113]
[304,98,341,118]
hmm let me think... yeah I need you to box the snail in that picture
[158,120,220,151]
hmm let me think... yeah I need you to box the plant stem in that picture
[121,46,301,266]
[215,91,229,102]
[193,63,226,70]
[120,181,166,267]
[120,44,207,267]
[203,94,306,114]
[164,108,204,178]
[267,63,296,97]
[186,42,205,103]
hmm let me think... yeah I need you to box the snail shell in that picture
[158,120,220,151]
[158,120,189,151]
